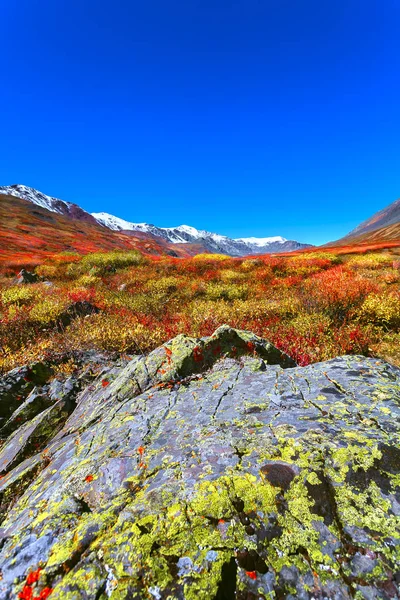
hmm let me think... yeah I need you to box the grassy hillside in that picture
[0,194,193,271]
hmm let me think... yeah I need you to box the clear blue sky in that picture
[1,1,399,245]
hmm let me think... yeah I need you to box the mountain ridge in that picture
[0,185,313,256]
[323,194,400,251]
[342,197,400,240]
[92,210,312,256]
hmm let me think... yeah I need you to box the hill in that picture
[0,193,191,270]
[322,195,400,254]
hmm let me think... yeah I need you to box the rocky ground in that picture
[0,326,398,599]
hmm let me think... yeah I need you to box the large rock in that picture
[0,327,398,599]
[16,269,40,284]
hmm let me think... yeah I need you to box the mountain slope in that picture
[92,211,313,256]
[346,197,400,238]
[324,195,400,252]
[0,184,99,225]
[0,194,192,269]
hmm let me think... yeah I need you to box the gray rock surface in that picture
[0,326,398,599]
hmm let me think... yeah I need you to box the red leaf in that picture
[245,571,257,580]
[18,586,33,600]
[26,568,41,585]
[35,587,53,599]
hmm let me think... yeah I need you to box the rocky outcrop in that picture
[0,327,398,599]
[16,269,40,284]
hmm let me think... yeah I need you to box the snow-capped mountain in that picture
[92,211,312,256]
[236,236,286,246]
[0,184,98,225]
[0,185,313,256]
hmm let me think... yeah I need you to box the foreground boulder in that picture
[0,327,398,599]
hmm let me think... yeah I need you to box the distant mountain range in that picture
[3,183,400,264]
[0,185,313,256]
[92,211,311,256]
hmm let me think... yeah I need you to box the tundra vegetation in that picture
[1,247,400,373]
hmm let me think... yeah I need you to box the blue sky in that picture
[1,0,399,245]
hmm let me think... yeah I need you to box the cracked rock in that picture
[0,327,398,599]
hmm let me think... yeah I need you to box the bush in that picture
[192,253,230,262]
[220,269,247,282]
[147,276,180,295]
[1,286,37,306]
[205,282,249,301]
[102,290,167,316]
[359,293,400,329]
[347,253,393,270]
[75,274,102,288]
[240,259,264,271]
[35,264,58,279]
[2,245,400,372]
[81,250,145,273]
[65,313,165,353]
[29,296,68,326]
[301,267,376,321]
[294,252,342,265]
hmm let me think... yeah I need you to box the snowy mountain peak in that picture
[236,236,287,246]
[0,184,72,214]
[91,212,312,255]
[0,184,99,225]
[91,212,152,232]
[0,184,313,256]
[167,225,202,237]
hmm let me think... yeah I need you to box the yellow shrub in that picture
[262,296,302,318]
[359,293,400,328]
[75,275,102,287]
[205,282,249,301]
[219,269,247,282]
[146,276,180,294]
[347,253,393,270]
[29,296,68,325]
[240,259,264,271]
[286,265,321,277]
[81,250,145,271]
[289,312,331,336]
[65,262,83,279]
[35,264,58,279]
[192,253,230,262]
[1,286,37,306]
[102,290,167,316]
[65,251,146,278]
[292,252,342,264]
[65,313,164,353]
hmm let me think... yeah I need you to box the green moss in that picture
[48,563,106,599]
[333,481,400,556]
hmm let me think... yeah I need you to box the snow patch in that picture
[91,212,153,232]
[236,236,287,246]
[0,184,76,214]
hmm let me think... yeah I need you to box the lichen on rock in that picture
[0,327,398,599]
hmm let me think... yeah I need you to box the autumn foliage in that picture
[1,247,400,372]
